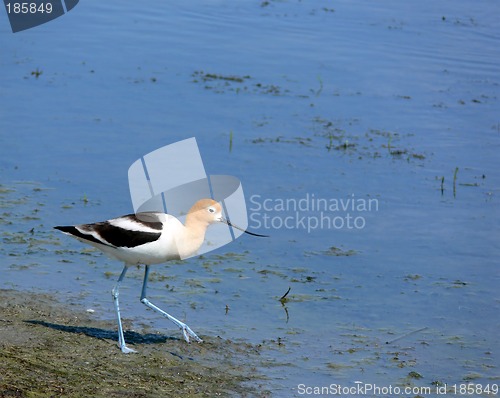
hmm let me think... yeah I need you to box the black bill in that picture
[220,218,269,237]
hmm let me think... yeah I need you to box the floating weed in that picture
[434,278,469,289]
[314,121,427,161]
[280,294,316,303]
[80,247,98,255]
[326,362,353,371]
[103,271,115,279]
[202,259,222,269]
[184,279,205,289]
[408,371,423,379]
[27,237,57,248]
[9,263,38,271]
[223,267,244,273]
[3,232,28,244]
[192,71,250,83]
[0,186,16,195]
[389,148,408,157]
[212,251,248,261]
[147,272,175,282]
[284,328,302,336]
[192,70,293,96]
[290,275,316,283]
[251,135,312,146]
[404,274,422,281]
[257,268,287,278]
[21,215,40,221]
[291,267,309,273]
[462,372,483,381]
[31,67,43,78]
[445,335,464,346]
[335,140,356,151]
[0,197,28,207]
[411,153,426,160]
[191,70,250,94]
[459,182,480,187]
[254,83,284,95]
[347,333,370,343]
[310,246,358,257]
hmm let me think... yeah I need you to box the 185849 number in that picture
[5,3,53,14]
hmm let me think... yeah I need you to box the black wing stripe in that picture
[55,223,162,248]
[54,225,113,247]
[92,221,161,248]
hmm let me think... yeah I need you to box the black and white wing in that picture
[54,213,164,249]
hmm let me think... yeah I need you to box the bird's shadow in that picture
[25,319,183,352]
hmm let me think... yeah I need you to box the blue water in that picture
[1,1,499,396]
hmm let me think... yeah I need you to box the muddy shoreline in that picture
[0,289,271,397]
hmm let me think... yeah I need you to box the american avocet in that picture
[54,198,266,353]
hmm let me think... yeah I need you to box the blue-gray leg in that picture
[111,265,136,353]
[140,265,202,343]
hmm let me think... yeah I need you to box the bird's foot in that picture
[180,323,203,343]
[120,344,137,354]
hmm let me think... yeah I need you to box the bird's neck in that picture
[177,219,209,259]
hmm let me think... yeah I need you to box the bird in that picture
[54,198,266,353]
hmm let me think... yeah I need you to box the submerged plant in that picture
[326,132,334,151]
[316,75,324,96]
[453,167,459,197]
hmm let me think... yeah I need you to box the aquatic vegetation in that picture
[252,136,312,146]
[290,275,316,283]
[404,274,422,281]
[408,370,423,379]
[279,286,291,303]
[439,176,445,194]
[453,167,459,197]
[30,67,43,78]
[314,75,323,97]
[191,70,290,96]
[306,246,358,257]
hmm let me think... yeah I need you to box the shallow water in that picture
[1,1,499,396]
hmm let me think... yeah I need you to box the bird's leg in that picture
[112,265,136,353]
[140,265,202,343]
